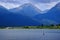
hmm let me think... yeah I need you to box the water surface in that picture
[0,29,60,40]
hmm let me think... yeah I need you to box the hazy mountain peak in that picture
[0,5,8,12]
[0,5,5,9]
[20,3,41,13]
[56,2,60,6]
[55,2,60,9]
[10,3,41,13]
[10,3,35,11]
[19,3,37,10]
[21,3,33,7]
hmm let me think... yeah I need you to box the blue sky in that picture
[0,0,60,11]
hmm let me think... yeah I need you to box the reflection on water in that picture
[0,29,60,40]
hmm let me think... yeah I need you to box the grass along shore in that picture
[0,25,60,29]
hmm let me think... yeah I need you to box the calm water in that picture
[0,29,60,40]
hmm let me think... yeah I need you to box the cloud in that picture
[35,2,58,11]
[0,0,60,4]
[0,0,30,9]
[0,0,60,11]
[0,0,29,4]
[0,2,20,9]
[30,0,60,3]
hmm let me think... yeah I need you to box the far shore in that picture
[0,26,60,29]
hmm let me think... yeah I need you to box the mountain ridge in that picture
[10,3,42,17]
[0,5,41,26]
[34,2,60,25]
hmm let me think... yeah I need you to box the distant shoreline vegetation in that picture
[0,24,60,29]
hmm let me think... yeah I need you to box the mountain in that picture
[34,2,60,25]
[10,3,41,17]
[0,5,40,26]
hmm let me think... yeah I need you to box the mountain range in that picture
[10,3,41,17]
[35,2,60,25]
[0,5,40,26]
[0,2,60,26]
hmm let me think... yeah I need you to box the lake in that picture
[0,29,60,40]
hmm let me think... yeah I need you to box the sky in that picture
[0,0,60,11]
